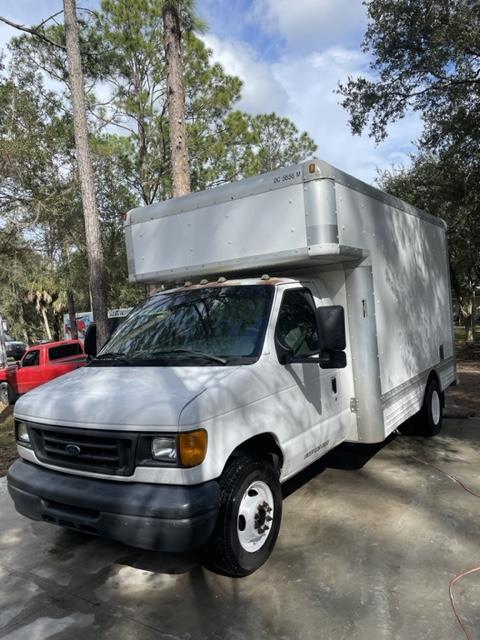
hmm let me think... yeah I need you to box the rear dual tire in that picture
[400,378,443,437]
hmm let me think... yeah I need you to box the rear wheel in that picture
[0,383,8,406]
[204,456,282,577]
[400,377,443,437]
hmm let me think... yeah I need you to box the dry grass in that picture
[0,405,16,476]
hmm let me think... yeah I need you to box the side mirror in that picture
[316,305,346,369]
[275,304,347,369]
[316,306,346,351]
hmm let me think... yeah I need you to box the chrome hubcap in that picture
[237,480,274,552]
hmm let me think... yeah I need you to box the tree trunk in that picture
[41,307,52,340]
[459,291,475,344]
[67,289,78,339]
[163,2,191,198]
[63,0,109,350]
[0,316,7,368]
[466,289,476,343]
[53,314,60,342]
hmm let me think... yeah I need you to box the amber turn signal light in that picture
[179,429,208,467]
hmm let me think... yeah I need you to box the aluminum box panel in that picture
[125,161,365,283]
[337,182,454,398]
[126,181,309,282]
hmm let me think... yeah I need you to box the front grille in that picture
[29,424,138,476]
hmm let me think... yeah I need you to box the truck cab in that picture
[8,276,349,574]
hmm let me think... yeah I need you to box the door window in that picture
[276,289,319,358]
[49,343,83,360]
[22,350,40,367]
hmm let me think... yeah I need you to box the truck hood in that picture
[14,364,239,430]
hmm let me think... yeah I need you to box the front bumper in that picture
[7,459,220,552]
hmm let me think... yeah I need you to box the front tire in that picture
[204,456,282,577]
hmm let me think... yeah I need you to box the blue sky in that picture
[0,0,421,183]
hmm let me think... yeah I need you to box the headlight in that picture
[139,430,208,467]
[17,422,31,445]
[151,436,177,462]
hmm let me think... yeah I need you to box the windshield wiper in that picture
[151,349,227,365]
[94,352,131,363]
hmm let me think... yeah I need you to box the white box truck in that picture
[8,159,456,576]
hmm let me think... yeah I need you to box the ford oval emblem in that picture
[65,444,81,456]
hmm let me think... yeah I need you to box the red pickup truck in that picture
[0,339,87,405]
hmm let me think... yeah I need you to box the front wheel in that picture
[204,456,282,577]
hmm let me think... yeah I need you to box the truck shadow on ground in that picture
[116,547,201,575]
[281,434,396,499]
[47,526,203,575]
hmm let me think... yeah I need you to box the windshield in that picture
[94,285,274,366]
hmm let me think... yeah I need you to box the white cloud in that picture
[202,33,292,115]
[276,49,422,182]
[202,34,422,183]
[254,0,366,52]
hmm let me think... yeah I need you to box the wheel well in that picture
[426,370,444,406]
[226,434,284,475]
[428,370,440,387]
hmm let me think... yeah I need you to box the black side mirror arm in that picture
[285,350,346,369]
[276,341,293,365]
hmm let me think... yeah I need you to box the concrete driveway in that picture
[1,417,479,640]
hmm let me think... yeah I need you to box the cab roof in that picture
[158,276,297,295]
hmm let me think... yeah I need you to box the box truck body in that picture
[124,159,456,442]
[8,159,456,576]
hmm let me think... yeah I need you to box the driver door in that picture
[274,287,347,479]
